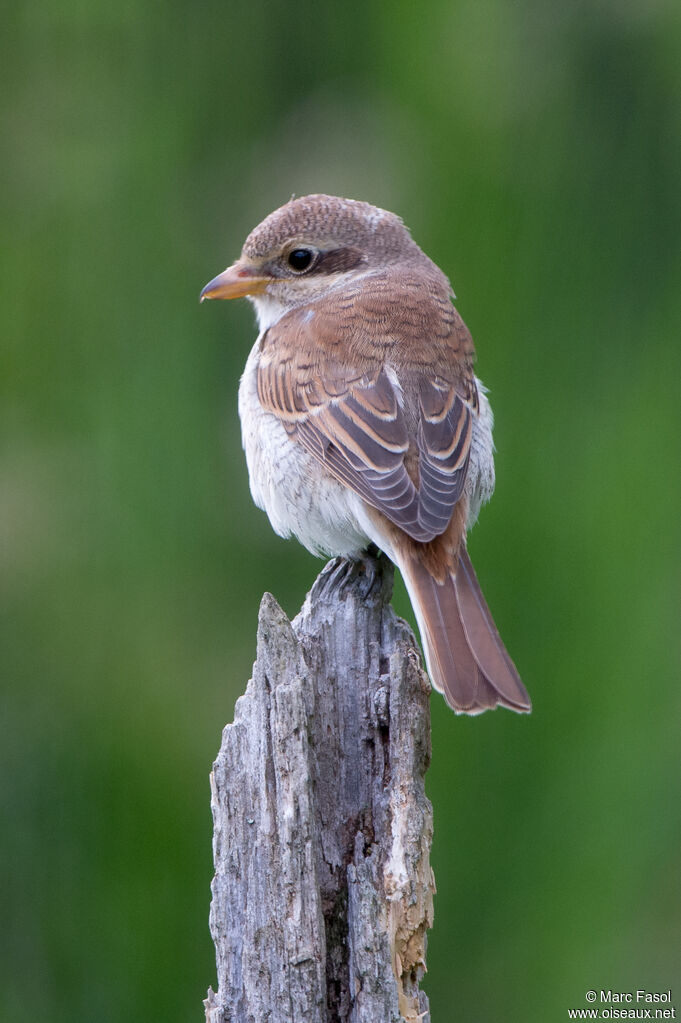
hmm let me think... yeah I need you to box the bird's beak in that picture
[200,261,271,302]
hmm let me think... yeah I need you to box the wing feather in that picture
[256,272,478,543]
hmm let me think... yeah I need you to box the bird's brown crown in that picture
[241,194,421,266]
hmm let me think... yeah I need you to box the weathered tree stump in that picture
[204,554,435,1023]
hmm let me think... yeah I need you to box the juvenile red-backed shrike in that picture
[201,194,530,715]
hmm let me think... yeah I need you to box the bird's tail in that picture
[397,545,531,715]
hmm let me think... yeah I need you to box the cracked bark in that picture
[204,555,435,1023]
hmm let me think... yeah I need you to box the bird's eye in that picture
[287,248,314,272]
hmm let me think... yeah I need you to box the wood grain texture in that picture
[204,555,435,1022]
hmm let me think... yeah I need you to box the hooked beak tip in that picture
[199,262,270,302]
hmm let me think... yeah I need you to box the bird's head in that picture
[200,194,423,327]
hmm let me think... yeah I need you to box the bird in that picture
[200,194,530,715]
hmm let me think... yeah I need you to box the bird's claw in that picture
[315,549,392,602]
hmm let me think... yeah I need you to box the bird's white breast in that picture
[238,338,371,557]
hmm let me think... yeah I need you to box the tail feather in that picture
[398,546,531,715]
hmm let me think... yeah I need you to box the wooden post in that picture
[204,554,435,1023]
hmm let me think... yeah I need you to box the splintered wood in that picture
[205,556,435,1023]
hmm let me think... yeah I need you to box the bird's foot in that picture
[315,547,393,602]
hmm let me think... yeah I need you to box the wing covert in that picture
[256,281,478,543]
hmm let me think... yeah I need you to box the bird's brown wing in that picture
[256,273,477,543]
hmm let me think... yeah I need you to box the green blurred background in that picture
[2,1,680,1019]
